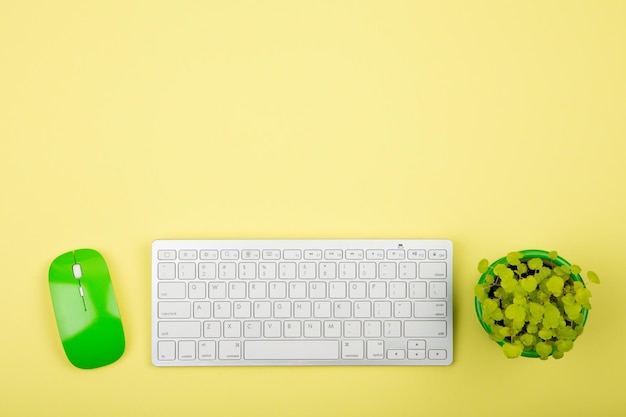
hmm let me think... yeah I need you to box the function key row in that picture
[157,249,448,261]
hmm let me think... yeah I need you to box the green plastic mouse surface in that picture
[48,249,125,369]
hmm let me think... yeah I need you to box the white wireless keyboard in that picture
[152,239,453,366]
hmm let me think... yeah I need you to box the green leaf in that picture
[546,276,564,297]
[505,304,526,322]
[543,303,561,329]
[548,251,558,260]
[564,303,582,320]
[527,258,543,270]
[506,252,523,266]
[520,276,538,292]
[587,271,601,284]
[571,264,581,275]
[501,276,518,293]
[556,340,574,353]
[502,341,524,359]
[538,328,553,340]
[478,258,489,274]
[474,284,487,301]
[535,341,553,358]
[520,334,536,347]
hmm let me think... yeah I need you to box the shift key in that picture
[158,321,201,338]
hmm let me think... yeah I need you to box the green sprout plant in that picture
[474,250,600,359]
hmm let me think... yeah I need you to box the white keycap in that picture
[188,282,206,299]
[414,301,447,318]
[387,349,405,360]
[213,301,231,318]
[299,262,317,279]
[419,262,446,279]
[208,282,226,299]
[429,282,447,299]
[243,321,262,338]
[329,282,346,299]
[245,341,339,360]
[279,262,297,279]
[158,250,176,260]
[179,250,197,260]
[354,301,372,318]
[158,282,185,299]
[262,250,281,260]
[345,250,364,260]
[228,282,246,299]
[409,282,427,299]
[158,321,201,338]
[304,250,322,260]
[428,349,447,360]
[314,301,331,318]
[334,301,351,318]
[404,321,446,337]
[233,301,252,318]
[218,341,241,360]
[408,349,426,360]
[158,301,191,319]
[249,282,267,299]
[254,301,271,318]
[238,262,256,279]
[319,262,336,279]
[379,262,396,279]
[309,282,326,299]
[374,301,392,318]
[389,282,407,299]
[283,250,302,260]
[218,263,237,279]
[203,321,221,338]
[158,341,176,360]
[366,250,384,260]
[193,301,211,318]
[367,340,384,359]
[158,263,176,280]
[342,340,364,359]
[242,250,260,260]
[359,262,377,279]
[428,250,447,260]
[384,321,402,337]
[289,282,307,299]
[198,341,216,360]
[369,282,386,299]
[259,263,277,279]
[399,262,417,279]
[220,250,239,260]
[364,321,382,337]
[178,263,196,280]
[303,320,322,338]
[387,249,405,260]
[224,321,241,338]
[407,250,426,260]
[274,301,291,318]
[349,282,366,299]
[179,340,196,360]
[264,321,281,337]
[339,262,357,279]
[269,282,287,299]
[324,249,343,260]
[344,321,361,338]
[294,301,312,318]
[324,320,341,337]
[198,263,216,279]
[284,321,301,338]
[200,250,218,260]
[394,301,412,318]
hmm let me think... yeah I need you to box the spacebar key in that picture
[244,341,339,360]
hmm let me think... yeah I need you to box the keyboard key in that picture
[178,263,196,280]
[345,249,364,260]
[158,250,176,260]
[179,250,197,260]
[386,250,405,260]
[198,341,216,360]
[179,341,196,360]
[414,301,447,318]
[404,321,446,337]
[158,282,185,299]
[339,262,357,279]
[200,250,218,260]
[218,341,241,360]
[419,262,446,279]
[407,250,426,260]
[158,263,176,280]
[158,341,176,360]
[158,301,191,319]
[379,262,396,279]
[428,250,447,260]
[242,250,260,260]
[218,263,237,279]
[262,250,281,260]
[342,340,364,359]
[366,249,384,260]
[220,250,239,260]
[367,340,384,359]
[304,250,322,260]
[324,249,343,260]
[245,341,339,360]
[429,282,447,299]
[283,250,302,260]
[158,321,201,338]
[387,349,405,360]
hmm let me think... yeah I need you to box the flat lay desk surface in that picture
[1,2,625,416]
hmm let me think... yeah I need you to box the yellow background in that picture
[1,1,625,416]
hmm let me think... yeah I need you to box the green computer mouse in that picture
[48,249,125,369]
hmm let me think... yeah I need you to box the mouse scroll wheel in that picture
[72,264,83,279]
